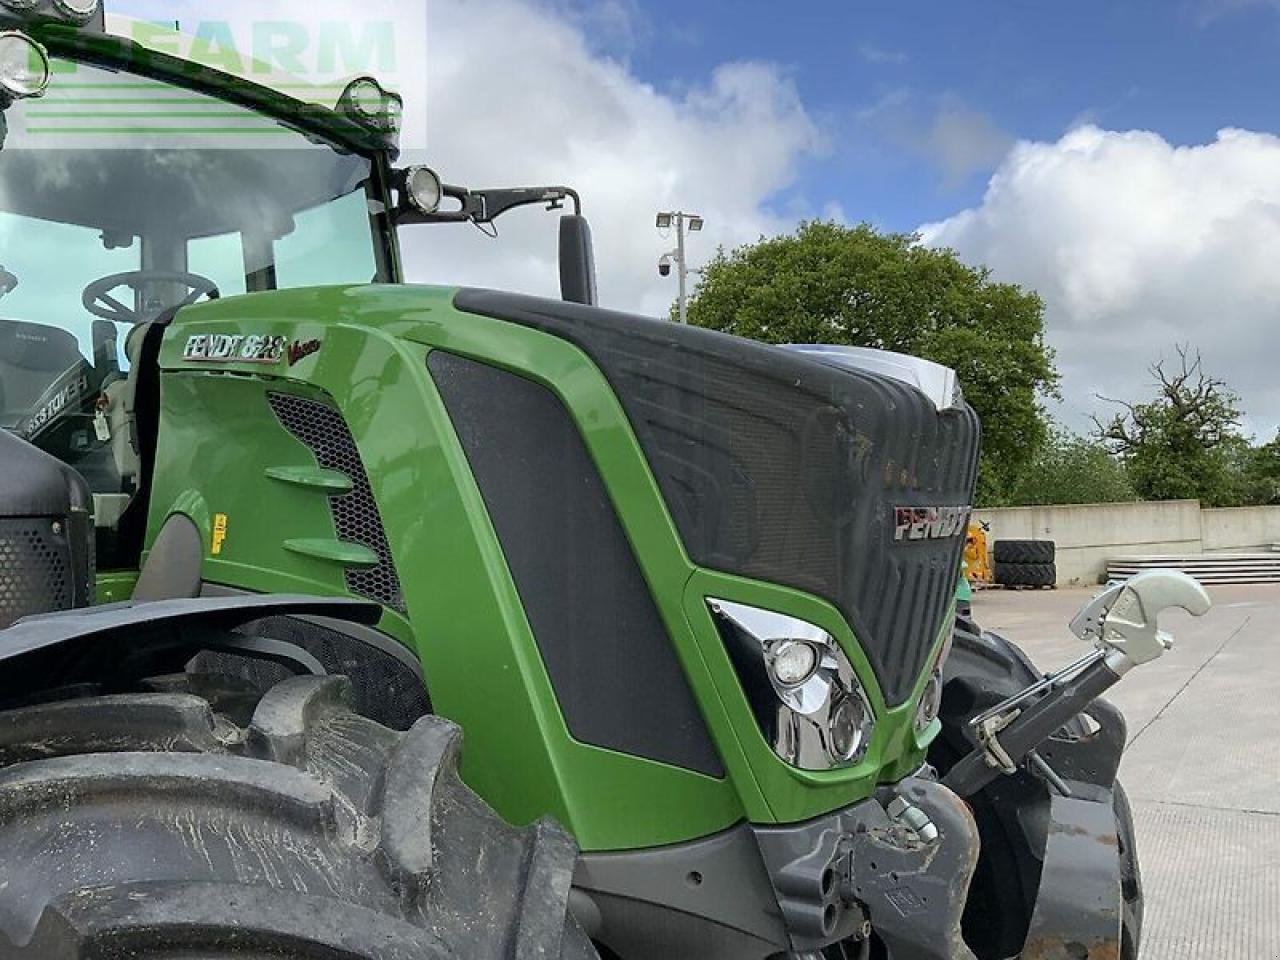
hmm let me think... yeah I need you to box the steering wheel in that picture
[83,270,221,326]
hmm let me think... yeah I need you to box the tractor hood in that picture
[453,290,982,706]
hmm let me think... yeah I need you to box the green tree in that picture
[1236,431,1280,505]
[684,221,1058,504]
[1005,426,1136,506]
[1094,347,1245,506]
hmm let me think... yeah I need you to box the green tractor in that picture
[0,7,1212,959]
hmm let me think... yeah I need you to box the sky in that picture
[108,0,1280,439]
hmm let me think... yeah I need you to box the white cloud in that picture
[403,0,821,316]
[922,125,1280,437]
[112,0,821,318]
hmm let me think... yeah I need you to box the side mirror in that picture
[391,171,599,307]
[559,215,598,306]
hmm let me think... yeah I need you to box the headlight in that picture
[769,639,819,687]
[1,0,103,28]
[51,0,99,23]
[829,693,872,762]
[708,599,876,770]
[0,30,48,101]
[402,165,443,215]
[914,670,943,733]
[337,76,404,146]
[914,630,954,734]
[347,78,386,121]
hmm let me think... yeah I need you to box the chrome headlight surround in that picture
[708,599,876,770]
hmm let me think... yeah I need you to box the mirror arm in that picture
[470,186,581,221]
[394,182,581,226]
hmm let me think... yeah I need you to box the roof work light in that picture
[0,29,48,102]
[337,76,405,148]
[0,0,105,31]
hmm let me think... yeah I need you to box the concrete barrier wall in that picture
[974,501,1203,586]
[975,502,1280,585]
[1202,507,1280,553]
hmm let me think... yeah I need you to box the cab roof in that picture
[29,21,399,160]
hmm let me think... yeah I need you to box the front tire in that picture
[0,675,596,959]
[1114,782,1144,960]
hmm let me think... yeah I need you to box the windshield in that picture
[0,54,389,494]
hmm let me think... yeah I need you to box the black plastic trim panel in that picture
[429,351,724,778]
[267,393,407,614]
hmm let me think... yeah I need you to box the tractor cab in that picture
[0,20,593,569]
[0,26,401,561]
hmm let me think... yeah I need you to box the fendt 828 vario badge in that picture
[183,334,288,365]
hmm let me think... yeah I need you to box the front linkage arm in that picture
[944,569,1211,799]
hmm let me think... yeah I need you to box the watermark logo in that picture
[12,0,427,150]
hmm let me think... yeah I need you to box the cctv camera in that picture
[658,261,672,278]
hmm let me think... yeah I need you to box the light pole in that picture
[657,211,704,324]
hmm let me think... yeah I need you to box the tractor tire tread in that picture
[0,676,595,960]
[993,540,1056,565]
[994,561,1057,588]
[1114,782,1144,960]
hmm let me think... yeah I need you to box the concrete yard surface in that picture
[972,583,1280,960]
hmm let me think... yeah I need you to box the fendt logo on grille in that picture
[894,506,971,542]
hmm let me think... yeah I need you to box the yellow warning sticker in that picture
[212,514,229,556]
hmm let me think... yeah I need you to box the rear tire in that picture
[992,540,1055,565]
[0,675,596,959]
[994,561,1056,588]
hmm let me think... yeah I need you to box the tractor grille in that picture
[267,393,406,614]
[192,615,430,731]
[0,518,75,628]
[454,291,981,706]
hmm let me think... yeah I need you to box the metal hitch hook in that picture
[946,569,1212,798]
[1071,568,1212,675]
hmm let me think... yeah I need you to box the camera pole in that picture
[656,210,705,324]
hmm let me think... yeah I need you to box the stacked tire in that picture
[993,540,1056,588]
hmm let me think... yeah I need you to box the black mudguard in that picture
[0,596,381,704]
[930,605,1140,960]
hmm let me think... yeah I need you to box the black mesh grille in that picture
[431,352,725,777]
[0,518,74,628]
[266,393,406,614]
[191,615,430,731]
[454,291,981,706]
